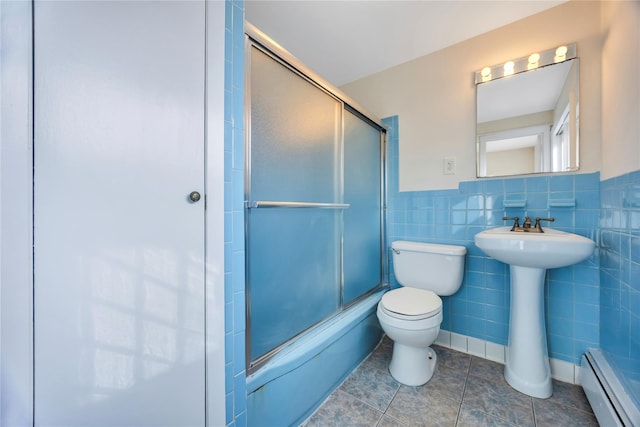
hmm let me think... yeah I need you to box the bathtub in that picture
[246,290,385,426]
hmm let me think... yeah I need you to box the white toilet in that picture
[377,240,466,386]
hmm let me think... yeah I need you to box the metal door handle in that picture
[189,191,201,203]
[248,201,350,209]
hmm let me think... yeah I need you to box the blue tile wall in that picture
[600,170,640,404]
[221,15,638,421]
[385,115,600,364]
[224,1,246,426]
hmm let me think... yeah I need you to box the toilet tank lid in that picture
[392,240,466,256]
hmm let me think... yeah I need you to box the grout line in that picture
[299,341,386,426]
[460,352,474,425]
[379,385,401,426]
[335,388,385,418]
[335,339,401,425]
[453,363,471,426]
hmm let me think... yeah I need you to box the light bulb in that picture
[481,67,492,82]
[503,61,514,76]
[554,45,568,63]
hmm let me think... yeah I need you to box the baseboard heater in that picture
[581,349,640,426]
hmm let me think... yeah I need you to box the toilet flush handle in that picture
[392,248,401,255]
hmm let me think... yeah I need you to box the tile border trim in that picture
[436,330,581,385]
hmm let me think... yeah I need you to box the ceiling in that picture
[245,0,567,87]
[477,59,574,123]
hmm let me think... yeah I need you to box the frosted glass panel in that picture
[246,43,385,367]
[248,209,340,361]
[343,111,383,304]
[250,46,341,203]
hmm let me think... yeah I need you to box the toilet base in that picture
[389,344,437,386]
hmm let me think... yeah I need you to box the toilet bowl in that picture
[377,241,466,386]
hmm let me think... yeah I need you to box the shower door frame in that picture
[244,23,388,373]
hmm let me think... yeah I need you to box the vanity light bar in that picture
[475,43,576,84]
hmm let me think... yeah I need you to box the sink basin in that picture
[474,226,595,399]
[474,226,595,269]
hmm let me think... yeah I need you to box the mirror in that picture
[476,45,579,178]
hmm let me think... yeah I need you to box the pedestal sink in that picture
[474,226,595,398]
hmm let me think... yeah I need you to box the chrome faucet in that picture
[502,216,520,231]
[503,216,554,233]
[533,217,554,232]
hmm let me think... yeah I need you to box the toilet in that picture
[377,240,466,386]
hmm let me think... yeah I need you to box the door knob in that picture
[189,191,201,203]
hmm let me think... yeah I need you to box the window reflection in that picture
[82,247,205,402]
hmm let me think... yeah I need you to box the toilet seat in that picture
[380,287,442,321]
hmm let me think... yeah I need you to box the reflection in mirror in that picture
[476,45,579,178]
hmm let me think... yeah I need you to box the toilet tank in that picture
[391,241,466,296]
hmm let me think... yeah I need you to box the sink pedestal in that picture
[505,265,552,399]
[474,226,595,399]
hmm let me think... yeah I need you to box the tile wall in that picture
[600,170,640,402]
[225,12,637,423]
[224,0,247,425]
[385,115,600,365]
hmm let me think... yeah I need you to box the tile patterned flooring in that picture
[303,337,598,426]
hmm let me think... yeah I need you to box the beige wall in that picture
[341,1,602,191]
[601,0,640,180]
[487,147,535,177]
[478,111,553,135]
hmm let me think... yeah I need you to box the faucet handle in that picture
[502,216,520,231]
[534,217,555,232]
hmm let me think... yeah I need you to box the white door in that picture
[33,1,206,425]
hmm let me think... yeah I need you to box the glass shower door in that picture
[343,110,384,305]
[247,46,343,362]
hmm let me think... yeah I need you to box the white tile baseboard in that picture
[435,330,451,347]
[485,341,506,364]
[450,332,468,353]
[467,337,486,357]
[435,330,580,385]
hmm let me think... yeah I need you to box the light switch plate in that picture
[444,157,456,175]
